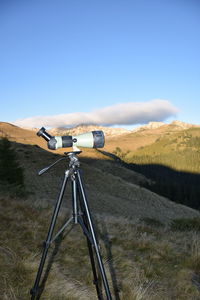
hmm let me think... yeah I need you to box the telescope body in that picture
[37,127,105,150]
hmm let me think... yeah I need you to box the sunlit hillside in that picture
[125,126,200,173]
[112,125,200,210]
[103,121,199,153]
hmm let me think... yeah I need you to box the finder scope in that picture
[37,127,105,150]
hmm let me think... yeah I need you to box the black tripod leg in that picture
[30,171,69,300]
[76,187,103,299]
[86,235,103,299]
[76,170,112,300]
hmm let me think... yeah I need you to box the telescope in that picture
[37,127,105,150]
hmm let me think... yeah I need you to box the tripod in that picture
[30,151,112,300]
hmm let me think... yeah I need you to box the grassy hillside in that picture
[113,127,200,210]
[5,140,198,223]
[125,127,200,173]
[1,122,200,299]
[103,122,189,154]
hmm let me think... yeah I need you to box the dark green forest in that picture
[0,138,24,194]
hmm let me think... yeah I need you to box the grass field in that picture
[1,195,200,300]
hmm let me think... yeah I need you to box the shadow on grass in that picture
[99,220,121,300]
[96,149,200,210]
[34,222,118,300]
[35,232,65,300]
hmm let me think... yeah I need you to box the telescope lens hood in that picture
[92,131,105,148]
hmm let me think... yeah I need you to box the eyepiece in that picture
[37,127,52,142]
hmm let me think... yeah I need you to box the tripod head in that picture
[38,151,82,176]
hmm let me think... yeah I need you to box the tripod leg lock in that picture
[43,241,51,248]
[93,279,99,286]
[30,287,37,296]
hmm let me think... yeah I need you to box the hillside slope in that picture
[0,122,199,223]
[125,126,200,172]
[117,126,200,209]
[104,121,200,153]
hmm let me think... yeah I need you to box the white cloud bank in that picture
[13,99,178,128]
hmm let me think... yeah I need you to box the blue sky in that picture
[0,0,199,128]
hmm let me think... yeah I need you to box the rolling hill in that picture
[115,125,200,209]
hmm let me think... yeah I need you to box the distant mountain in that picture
[133,120,198,132]
[133,121,165,131]
[49,120,197,134]
[6,120,198,138]
[49,124,130,137]
[170,120,198,129]
[49,120,198,139]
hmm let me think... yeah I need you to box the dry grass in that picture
[1,195,200,300]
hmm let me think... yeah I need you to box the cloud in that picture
[13,99,178,128]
